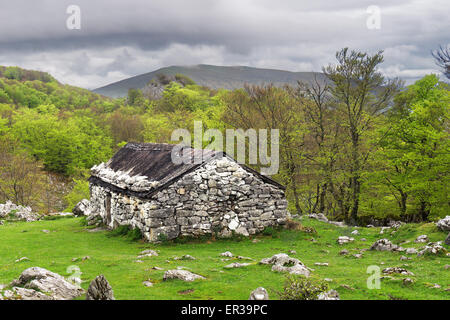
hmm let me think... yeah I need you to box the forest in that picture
[0,48,448,225]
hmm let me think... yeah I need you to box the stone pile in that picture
[0,201,40,222]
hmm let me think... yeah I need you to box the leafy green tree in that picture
[323,48,401,222]
[377,75,449,220]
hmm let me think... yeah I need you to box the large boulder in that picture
[86,275,115,300]
[8,267,84,300]
[249,287,269,300]
[163,270,205,282]
[417,242,447,256]
[260,253,310,277]
[370,239,401,252]
[436,216,450,232]
[0,201,40,222]
[73,199,91,216]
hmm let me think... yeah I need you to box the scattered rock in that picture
[220,251,233,257]
[42,230,50,234]
[370,239,399,252]
[82,256,90,261]
[339,249,349,255]
[337,236,354,245]
[415,235,429,243]
[181,254,196,260]
[353,254,363,259]
[142,281,153,287]
[152,266,164,271]
[0,201,40,222]
[137,249,158,259]
[400,256,411,261]
[380,227,390,234]
[86,275,114,300]
[163,270,205,282]
[351,230,359,235]
[249,287,269,300]
[10,267,84,300]
[436,216,450,231]
[382,267,414,276]
[403,278,415,285]
[288,250,297,255]
[73,199,91,217]
[224,262,251,269]
[314,262,329,266]
[317,289,340,300]
[444,265,450,270]
[324,278,333,282]
[445,233,450,246]
[405,248,418,254]
[15,257,29,263]
[417,242,447,256]
[308,213,328,222]
[260,253,310,277]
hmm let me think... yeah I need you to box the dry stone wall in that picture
[89,157,289,242]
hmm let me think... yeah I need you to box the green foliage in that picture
[374,75,450,220]
[64,176,90,212]
[107,225,143,241]
[275,275,329,300]
[10,108,112,175]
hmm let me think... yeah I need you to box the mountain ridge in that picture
[93,64,329,98]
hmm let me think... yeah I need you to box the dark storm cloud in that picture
[0,0,448,88]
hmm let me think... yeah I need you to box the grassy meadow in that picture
[0,216,448,300]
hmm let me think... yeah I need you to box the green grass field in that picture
[0,216,448,300]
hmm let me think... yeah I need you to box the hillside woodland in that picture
[0,48,448,225]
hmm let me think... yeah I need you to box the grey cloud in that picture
[0,0,448,88]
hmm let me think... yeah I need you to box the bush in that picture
[275,275,329,300]
[64,176,90,212]
[262,226,275,236]
[108,225,143,241]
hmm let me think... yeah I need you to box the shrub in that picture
[108,225,143,241]
[275,275,329,300]
[262,226,275,236]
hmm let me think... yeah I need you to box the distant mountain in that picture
[93,64,329,98]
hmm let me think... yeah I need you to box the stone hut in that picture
[88,143,289,242]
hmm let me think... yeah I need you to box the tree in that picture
[378,75,449,220]
[432,45,450,80]
[323,48,401,222]
[222,84,306,214]
[0,138,45,207]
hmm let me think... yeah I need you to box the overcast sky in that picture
[0,0,448,89]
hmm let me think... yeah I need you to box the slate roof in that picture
[89,142,284,198]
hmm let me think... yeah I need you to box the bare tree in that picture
[432,45,450,79]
